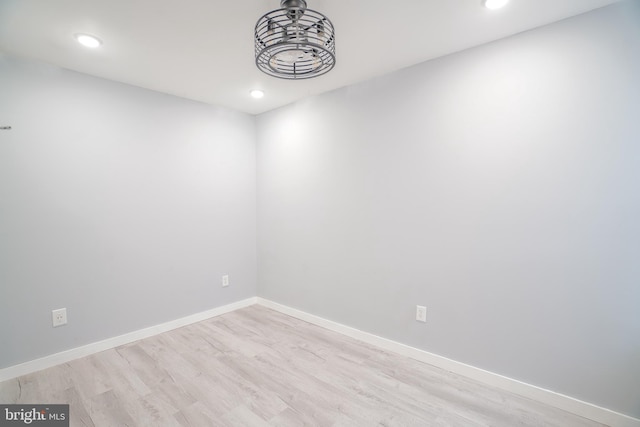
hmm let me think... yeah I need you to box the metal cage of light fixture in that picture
[255,0,335,79]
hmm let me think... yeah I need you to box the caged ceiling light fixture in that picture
[255,0,335,79]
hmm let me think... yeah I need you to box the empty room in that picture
[0,0,638,426]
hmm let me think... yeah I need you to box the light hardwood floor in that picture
[0,305,604,426]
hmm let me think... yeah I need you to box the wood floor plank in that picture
[174,401,221,427]
[63,386,95,427]
[221,405,271,427]
[88,390,137,426]
[0,305,605,427]
[0,378,19,404]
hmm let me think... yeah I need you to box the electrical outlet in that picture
[52,308,67,327]
[222,275,229,287]
[416,305,427,323]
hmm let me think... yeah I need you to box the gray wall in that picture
[0,56,257,368]
[257,2,640,418]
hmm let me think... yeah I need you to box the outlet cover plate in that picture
[416,305,427,323]
[52,308,67,327]
[222,275,229,287]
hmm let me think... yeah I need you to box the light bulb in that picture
[250,90,265,99]
[316,23,326,43]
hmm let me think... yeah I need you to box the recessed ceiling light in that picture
[75,34,102,48]
[484,0,509,10]
[250,90,265,99]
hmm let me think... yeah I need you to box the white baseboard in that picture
[256,297,640,427]
[0,297,257,383]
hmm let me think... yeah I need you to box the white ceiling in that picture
[0,0,620,115]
